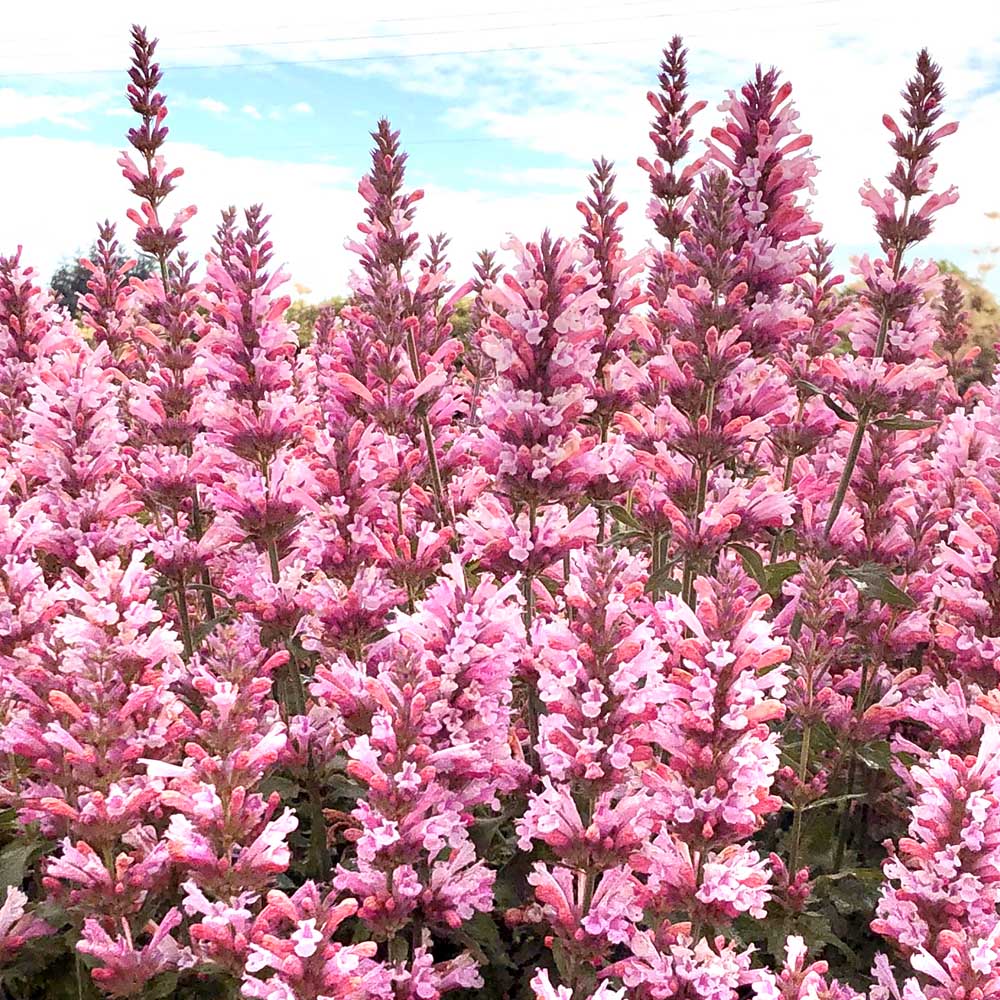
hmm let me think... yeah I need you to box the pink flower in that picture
[78,909,190,997]
[0,887,51,962]
[531,967,626,1000]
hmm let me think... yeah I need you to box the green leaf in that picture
[822,394,857,423]
[796,911,854,959]
[470,814,507,855]
[837,562,916,609]
[258,775,302,800]
[801,791,868,811]
[814,867,884,888]
[606,530,646,547]
[326,774,366,802]
[764,559,801,596]
[730,543,765,587]
[145,973,179,1000]
[797,379,824,398]
[457,912,512,969]
[856,739,893,771]
[874,415,938,431]
[193,613,234,646]
[0,840,41,890]
[645,566,680,595]
[605,504,641,530]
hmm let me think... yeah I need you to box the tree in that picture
[49,243,156,317]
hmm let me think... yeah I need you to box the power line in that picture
[0,0,842,78]
[0,0,721,50]
[53,0,841,56]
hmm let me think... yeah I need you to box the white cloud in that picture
[290,101,313,114]
[0,0,997,292]
[0,135,358,297]
[196,97,229,114]
[0,88,105,129]
[0,132,584,301]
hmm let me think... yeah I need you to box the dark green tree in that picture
[50,243,156,317]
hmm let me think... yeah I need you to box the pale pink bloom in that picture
[0,886,51,962]
[78,909,191,997]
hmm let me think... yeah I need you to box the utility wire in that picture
[0,0,746,49]
[0,0,844,78]
[65,0,840,56]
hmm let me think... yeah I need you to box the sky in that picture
[1,0,999,300]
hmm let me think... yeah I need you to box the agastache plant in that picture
[118,25,195,282]
[0,25,997,1000]
[821,50,958,538]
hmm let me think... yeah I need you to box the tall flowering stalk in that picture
[342,119,465,525]
[3,21,1000,1000]
[2,549,190,995]
[310,562,523,987]
[640,36,707,253]
[516,547,666,992]
[620,169,797,603]
[871,726,1000,1000]
[472,231,605,622]
[0,251,76,462]
[821,50,958,537]
[117,25,216,650]
[199,204,338,879]
[118,25,194,285]
[576,159,647,539]
[77,222,139,364]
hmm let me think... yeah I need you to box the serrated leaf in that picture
[470,814,507,855]
[258,775,304,802]
[822,394,857,422]
[730,543,765,586]
[645,565,680,595]
[458,912,512,968]
[797,911,854,959]
[145,973,179,1000]
[764,559,801,596]
[606,530,646,547]
[856,739,893,771]
[874,414,938,431]
[605,504,641,530]
[326,774,366,802]
[0,840,41,890]
[837,562,916,609]
[802,791,867,811]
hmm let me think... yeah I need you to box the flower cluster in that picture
[1,23,997,1000]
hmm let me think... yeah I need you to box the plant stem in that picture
[267,539,281,585]
[681,457,709,607]
[788,722,812,878]
[189,486,216,620]
[405,325,451,524]
[523,501,542,760]
[388,933,409,965]
[823,405,870,538]
[265,534,330,877]
[420,413,450,524]
[823,196,913,539]
[770,400,803,562]
[832,656,871,871]
[175,575,194,659]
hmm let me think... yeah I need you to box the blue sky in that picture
[2,0,999,299]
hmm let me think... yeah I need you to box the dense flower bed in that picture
[1,24,998,1000]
